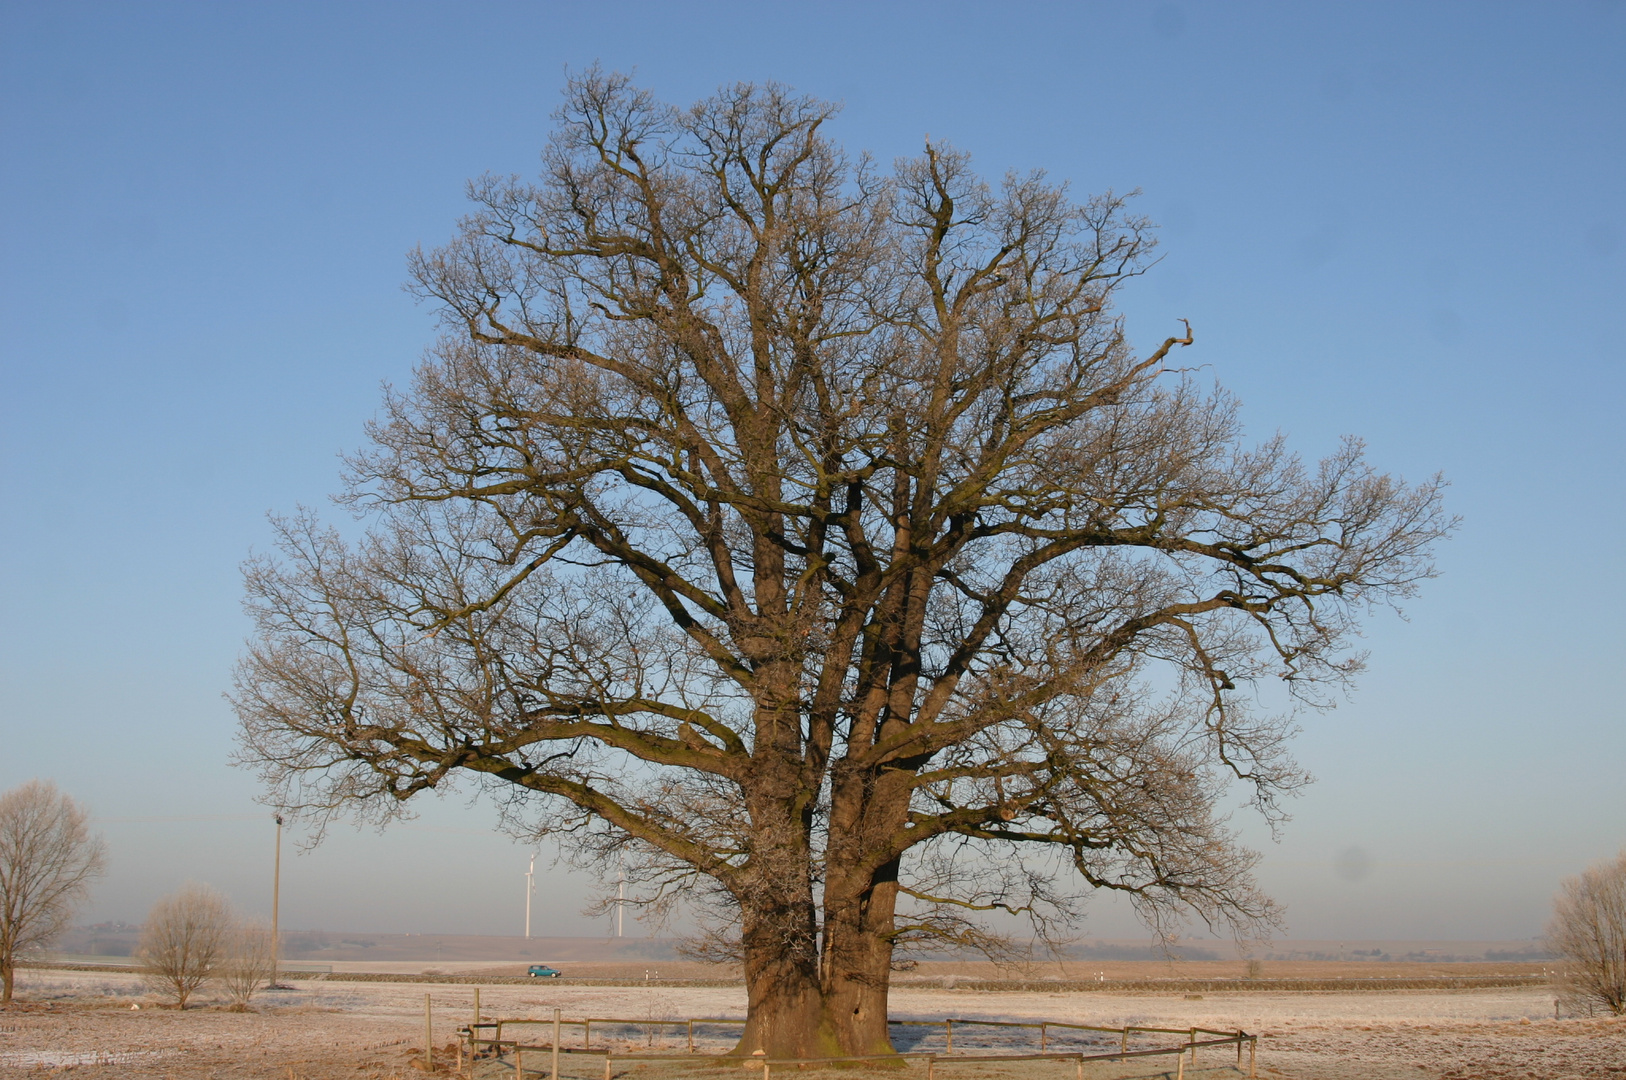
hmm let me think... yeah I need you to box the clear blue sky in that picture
[2,1,1621,944]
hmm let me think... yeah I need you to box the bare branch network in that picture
[0,780,106,1004]
[1548,851,1626,1015]
[232,71,1451,1056]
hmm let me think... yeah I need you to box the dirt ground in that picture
[2,968,1621,1080]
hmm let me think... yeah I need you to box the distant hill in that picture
[51,925,680,963]
[277,932,680,963]
[50,925,1554,965]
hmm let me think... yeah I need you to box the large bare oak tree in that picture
[234,72,1450,1056]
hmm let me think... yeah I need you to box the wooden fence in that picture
[450,1011,1257,1080]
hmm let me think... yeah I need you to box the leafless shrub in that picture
[0,779,107,1003]
[138,882,232,1008]
[218,918,278,1010]
[1547,850,1626,1016]
[640,1002,677,1047]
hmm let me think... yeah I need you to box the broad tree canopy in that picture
[234,71,1449,1055]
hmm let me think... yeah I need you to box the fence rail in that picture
[453,1012,1257,1080]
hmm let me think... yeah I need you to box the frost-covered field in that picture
[2,969,1621,1079]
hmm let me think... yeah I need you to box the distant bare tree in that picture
[1547,851,1626,1015]
[0,780,106,1004]
[139,883,231,1008]
[218,918,278,1011]
[234,71,1452,1056]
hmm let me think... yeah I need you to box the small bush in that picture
[1546,850,1626,1016]
[219,919,278,1010]
[139,883,231,1008]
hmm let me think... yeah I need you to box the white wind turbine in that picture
[524,852,536,939]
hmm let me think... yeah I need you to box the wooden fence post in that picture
[687,1020,694,1054]
[515,1048,523,1080]
[945,1019,953,1054]
[1249,1036,1257,1078]
[552,1008,561,1080]
[1119,1027,1128,1061]
[585,1020,591,1049]
[604,1048,612,1080]
[425,994,434,1074]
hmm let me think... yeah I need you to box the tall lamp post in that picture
[271,813,283,984]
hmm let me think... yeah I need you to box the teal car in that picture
[526,965,562,978]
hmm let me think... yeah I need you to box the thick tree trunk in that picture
[738,875,901,1059]
[1,956,13,1004]
[734,754,829,1058]
[815,764,916,1056]
[732,726,911,1058]
[738,923,826,1056]
[819,859,902,1056]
